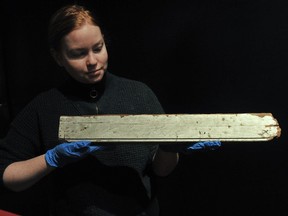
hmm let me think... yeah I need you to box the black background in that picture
[1,0,288,215]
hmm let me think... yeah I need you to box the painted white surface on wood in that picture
[58,113,281,142]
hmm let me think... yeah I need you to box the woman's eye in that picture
[68,51,86,59]
[93,44,103,53]
[93,48,101,53]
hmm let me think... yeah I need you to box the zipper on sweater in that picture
[95,103,99,114]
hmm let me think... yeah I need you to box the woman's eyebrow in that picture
[67,40,104,52]
[67,47,86,52]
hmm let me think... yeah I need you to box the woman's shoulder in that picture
[22,87,65,110]
[35,87,62,99]
[9,88,66,127]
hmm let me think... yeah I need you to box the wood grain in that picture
[58,113,281,142]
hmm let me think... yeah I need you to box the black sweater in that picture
[0,72,164,215]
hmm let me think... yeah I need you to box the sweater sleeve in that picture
[0,99,42,186]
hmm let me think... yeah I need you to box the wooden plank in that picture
[58,113,281,142]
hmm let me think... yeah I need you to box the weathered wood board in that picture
[58,113,281,142]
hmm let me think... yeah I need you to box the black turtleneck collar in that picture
[58,72,108,101]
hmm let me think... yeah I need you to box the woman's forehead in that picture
[63,24,103,48]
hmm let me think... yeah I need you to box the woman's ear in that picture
[50,49,63,67]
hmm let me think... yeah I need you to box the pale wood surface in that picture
[58,113,281,142]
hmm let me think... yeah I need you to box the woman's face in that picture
[56,23,108,84]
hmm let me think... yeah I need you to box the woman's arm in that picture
[152,148,179,177]
[2,141,108,192]
[3,154,55,192]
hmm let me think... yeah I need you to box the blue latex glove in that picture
[186,141,221,150]
[160,141,221,153]
[45,141,107,168]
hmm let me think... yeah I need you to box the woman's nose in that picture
[86,53,97,66]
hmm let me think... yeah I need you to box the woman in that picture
[0,4,219,216]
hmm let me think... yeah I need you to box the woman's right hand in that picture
[45,141,106,168]
[3,141,111,191]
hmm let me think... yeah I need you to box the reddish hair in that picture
[48,4,101,51]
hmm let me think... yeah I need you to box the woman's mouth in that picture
[88,68,101,75]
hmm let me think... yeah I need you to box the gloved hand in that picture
[45,141,107,168]
[160,141,221,154]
